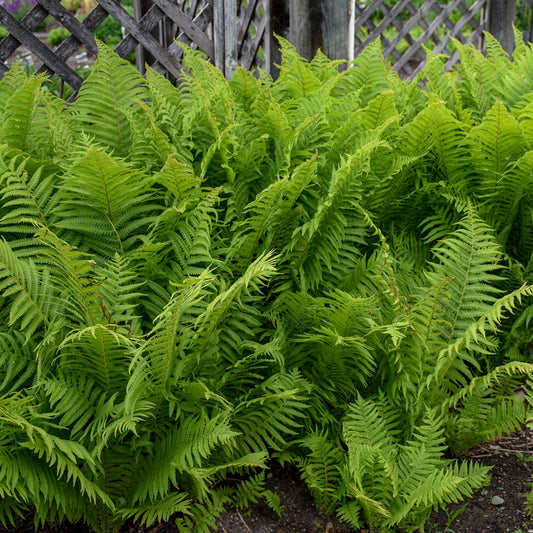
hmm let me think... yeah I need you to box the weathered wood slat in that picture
[0,4,48,60]
[213,0,225,71]
[237,0,268,71]
[354,0,390,33]
[0,0,492,92]
[369,0,438,57]
[152,0,214,58]
[238,0,261,53]
[115,3,166,60]
[96,0,183,78]
[0,6,83,88]
[394,0,466,72]
[224,0,238,76]
[356,0,414,51]
[151,4,212,72]
[240,11,267,71]
[35,3,111,81]
[36,0,98,54]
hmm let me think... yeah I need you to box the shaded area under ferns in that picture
[0,34,533,533]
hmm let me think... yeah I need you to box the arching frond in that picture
[55,146,157,259]
[0,238,52,340]
[0,147,59,240]
[0,74,47,154]
[71,43,148,157]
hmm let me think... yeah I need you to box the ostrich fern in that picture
[0,36,532,533]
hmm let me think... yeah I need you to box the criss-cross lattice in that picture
[0,0,271,95]
[237,0,269,73]
[354,0,488,80]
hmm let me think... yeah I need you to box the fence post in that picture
[214,0,237,78]
[321,0,354,61]
[289,0,312,59]
[224,0,237,77]
[213,0,225,73]
[267,0,289,78]
[133,0,150,74]
[488,0,517,55]
[288,0,354,62]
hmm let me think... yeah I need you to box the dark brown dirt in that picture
[2,430,532,533]
[428,429,533,533]
[212,461,353,533]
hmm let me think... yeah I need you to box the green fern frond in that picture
[96,254,144,334]
[42,374,114,442]
[55,145,157,259]
[57,325,136,393]
[0,63,29,114]
[446,390,526,454]
[145,67,187,148]
[120,492,190,525]
[0,331,36,394]
[232,471,266,509]
[387,461,490,527]
[0,495,27,528]
[232,370,309,454]
[501,31,533,109]
[469,101,524,187]
[135,269,214,409]
[336,500,364,530]
[174,487,231,533]
[0,394,112,509]
[422,52,465,119]
[427,208,503,344]
[290,143,382,292]
[71,43,148,157]
[148,189,219,282]
[173,413,238,468]
[34,227,102,327]
[298,430,344,512]
[151,154,203,206]
[338,40,390,105]
[229,155,317,273]
[272,37,322,101]
[429,101,473,188]
[295,291,377,397]
[485,149,533,261]
[0,74,47,153]
[130,413,237,504]
[191,251,277,364]
[343,394,399,454]
[0,148,59,239]
[0,238,52,340]
[429,284,533,409]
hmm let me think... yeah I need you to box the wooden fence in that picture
[0,0,518,92]
[0,0,271,92]
[289,0,516,80]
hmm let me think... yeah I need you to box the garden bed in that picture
[2,429,532,533]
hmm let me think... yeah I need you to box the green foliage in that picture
[48,27,70,47]
[0,37,533,533]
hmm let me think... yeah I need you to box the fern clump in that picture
[0,35,533,533]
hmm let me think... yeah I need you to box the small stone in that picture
[267,472,273,479]
[491,495,504,505]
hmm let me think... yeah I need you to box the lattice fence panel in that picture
[141,0,213,79]
[0,0,271,96]
[354,0,489,80]
[237,0,270,73]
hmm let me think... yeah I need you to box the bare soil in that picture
[2,430,532,533]
[428,429,533,533]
